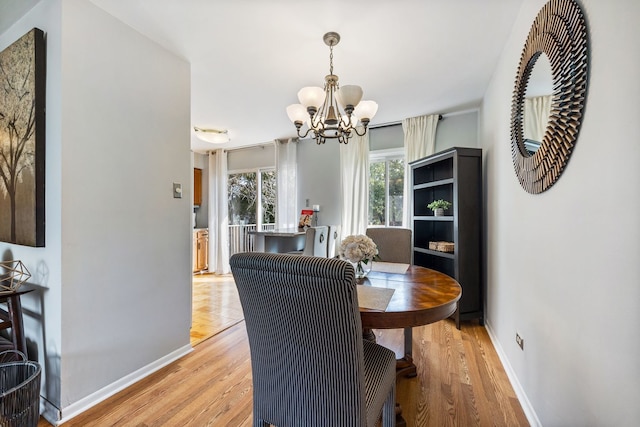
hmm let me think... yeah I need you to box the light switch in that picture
[173,183,182,198]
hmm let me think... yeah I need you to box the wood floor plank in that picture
[375,319,530,427]
[39,275,529,427]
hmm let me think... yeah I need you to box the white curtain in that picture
[524,95,552,142]
[340,130,370,239]
[402,114,440,226]
[274,138,298,229]
[208,149,230,274]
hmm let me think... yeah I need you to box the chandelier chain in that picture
[329,44,334,76]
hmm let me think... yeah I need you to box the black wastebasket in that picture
[0,355,41,427]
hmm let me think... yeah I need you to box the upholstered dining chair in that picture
[365,227,415,376]
[326,224,341,258]
[230,252,396,427]
[289,225,328,257]
[365,227,412,264]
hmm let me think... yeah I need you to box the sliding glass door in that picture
[227,168,276,254]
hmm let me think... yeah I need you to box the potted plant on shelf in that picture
[427,199,452,217]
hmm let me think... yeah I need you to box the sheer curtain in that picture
[275,138,298,229]
[340,130,370,238]
[402,114,440,226]
[524,95,552,142]
[208,149,230,274]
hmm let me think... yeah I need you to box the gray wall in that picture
[227,144,275,171]
[296,141,342,227]
[200,114,477,248]
[436,111,479,151]
[0,0,193,422]
[481,0,640,425]
[296,111,479,231]
[0,0,63,412]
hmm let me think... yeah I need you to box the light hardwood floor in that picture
[39,274,529,426]
[190,273,244,346]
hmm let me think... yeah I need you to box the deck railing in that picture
[228,223,275,255]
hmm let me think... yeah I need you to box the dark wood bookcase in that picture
[410,147,483,328]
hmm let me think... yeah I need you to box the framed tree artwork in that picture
[0,28,46,247]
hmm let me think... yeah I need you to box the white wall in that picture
[1,0,192,422]
[481,0,640,425]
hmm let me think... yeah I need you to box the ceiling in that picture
[1,0,525,153]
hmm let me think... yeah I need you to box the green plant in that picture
[427,199,452,211]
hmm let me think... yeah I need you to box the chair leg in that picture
[382,382,396,427]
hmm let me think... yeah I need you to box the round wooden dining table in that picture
[359,264,462,330]
[358,264,462,426]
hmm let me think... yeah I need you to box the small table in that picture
[0,289,33,356]
[248,228,306,253]
[358,264,461,426]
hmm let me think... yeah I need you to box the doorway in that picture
[190,272,243,346]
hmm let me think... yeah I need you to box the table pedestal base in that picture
[396,403,406,427]
[396,353,417,378]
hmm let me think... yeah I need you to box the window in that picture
[260,170,276,225]
[369,149,404,227]
[228,168,276,230]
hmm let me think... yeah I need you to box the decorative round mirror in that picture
[510,0,589,194]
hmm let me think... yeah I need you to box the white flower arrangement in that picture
[339,234,378,264]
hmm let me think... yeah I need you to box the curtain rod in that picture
[213,141,274,155]
[371,114,443,130]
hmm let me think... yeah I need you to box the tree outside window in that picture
[228,169,276,229]
[260,170,276,225]
[369,157,404,227]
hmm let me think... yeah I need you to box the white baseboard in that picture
[46,344,193,425]
[41,397,61,425]
[484,321,542,427]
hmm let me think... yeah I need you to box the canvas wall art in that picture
[0,28,45,247]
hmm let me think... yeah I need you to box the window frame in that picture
[227,166,276,230]
[369,148,405,228]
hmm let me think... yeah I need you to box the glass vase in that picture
[352,260,371,280]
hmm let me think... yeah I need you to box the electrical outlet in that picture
[516,333,524,350]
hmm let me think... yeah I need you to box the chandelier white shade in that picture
[286,32,378,144]
[193,126,229,144]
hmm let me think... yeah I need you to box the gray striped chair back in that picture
[230,252,395,427]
